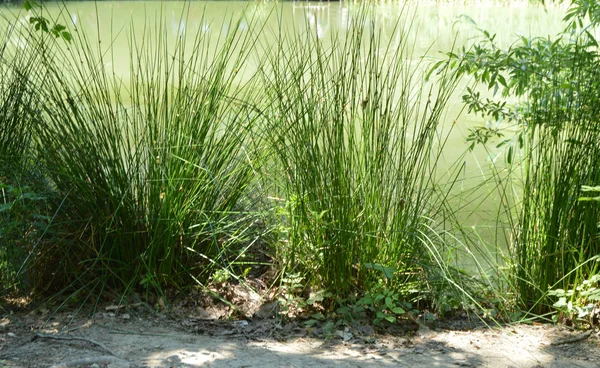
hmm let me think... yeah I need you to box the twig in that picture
[31,332,121,358]
[550,330,592,345]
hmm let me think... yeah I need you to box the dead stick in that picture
[550,331,592,345]
[32,332,121,358]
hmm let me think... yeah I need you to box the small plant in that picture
[356,284,411,325]
[23,0,72,42]
[211,269,230,285]
[276,272,308,316]
[549,272,600,327]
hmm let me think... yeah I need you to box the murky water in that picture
[1,1,566,268]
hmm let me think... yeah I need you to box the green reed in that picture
[510,63,600,312]
[261,8,461,298]
[22,4,265,292]
[0,15,41,170]
[439,0,600,314]
[1,2,477,313]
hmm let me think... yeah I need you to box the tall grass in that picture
[0,13,54,295]
[261,9,461,298]
[1,2,478,314]
[0,15,41,170]
[440,5,600,314]
[508,53,600,312]
[23,4,265,293]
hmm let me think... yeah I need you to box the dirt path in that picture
[1,311,599,368]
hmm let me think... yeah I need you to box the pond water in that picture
[1,1,566,268]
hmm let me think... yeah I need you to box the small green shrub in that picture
[548,264,600,326]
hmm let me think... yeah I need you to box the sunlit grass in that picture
[259,7,466,303]
[1,2,507,318]
[16,5,266,294]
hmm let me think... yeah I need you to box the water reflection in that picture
[1,1,566,58]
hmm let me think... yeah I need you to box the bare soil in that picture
[1,301,599,368]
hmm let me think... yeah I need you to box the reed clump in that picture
[0,3,477,316]
[2,6,266,294]
[261,9,462,300]
[439,0,600,314]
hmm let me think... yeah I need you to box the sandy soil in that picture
[1,307,599,368]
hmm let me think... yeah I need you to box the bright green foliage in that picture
[548,261,600,326]
[262,9,460,299]
[355,283,410,325]
[438,0,600,313]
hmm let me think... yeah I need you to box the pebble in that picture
[233,320,249,328]
[7,332,16,338]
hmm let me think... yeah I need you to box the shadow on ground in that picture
[1,313,599,368]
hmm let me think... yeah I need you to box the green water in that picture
[1,1,566,268]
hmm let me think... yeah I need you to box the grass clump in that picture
[261,8,462,306]
[0,2,488,321]
[439,0,600,314]
[18,5,265,295]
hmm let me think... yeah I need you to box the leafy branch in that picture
[24,0,72,42]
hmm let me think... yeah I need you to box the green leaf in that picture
[589,293,600,301]
[426,60,446,81]
[61,31,72,42]
[552,297,567,308]
[304,319,318,327]
[23,0,40,11]
[358,295,373,305]
[497,74,507,88]
[376,311,397,323]
[385,315,396,323]
[364,263,396,280]
[52,24,66,33]
[391,307,405,315]
[385,296,394,310]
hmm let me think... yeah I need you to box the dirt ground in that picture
[1,303,599,368]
